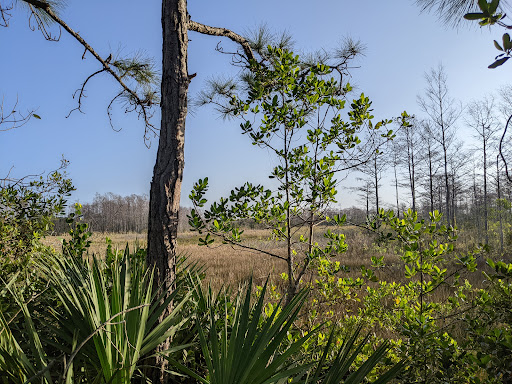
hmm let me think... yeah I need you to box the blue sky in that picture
[0,0,508,208]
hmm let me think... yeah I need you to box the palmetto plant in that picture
[0,249,191,383]
[304,326,404,384]
[171,279,403,384]
[0,275,54,384]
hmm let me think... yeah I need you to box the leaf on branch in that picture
[488,56,510,68]
[463,12,486,20]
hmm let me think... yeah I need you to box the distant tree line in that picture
[54,193,192,234]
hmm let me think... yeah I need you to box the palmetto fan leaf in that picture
[170,279,318,384]
[303,325,404,384]
[0,274,53,384]
[37,249,191,383]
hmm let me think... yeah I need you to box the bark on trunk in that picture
[147,0,189,381]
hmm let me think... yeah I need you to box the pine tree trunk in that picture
[147,0,189,381]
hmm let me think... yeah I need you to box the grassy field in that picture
[42,225,489,301]
[42,226,383,290]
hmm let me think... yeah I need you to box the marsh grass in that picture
[42,225,489,303]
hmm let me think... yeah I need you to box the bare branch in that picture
[188,19,256,63]
[499,114,512,182]
[66,68,107,118]
[0,97,36,132]
[0,2,13,27]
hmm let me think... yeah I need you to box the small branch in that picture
[23,355,64,384]
[188,19,255,63]
[499,113,512,182]
[209,232,287,262]
[0,97,35,132]
[107,91,125,132]
[0,2,13,27]
[66,69,107,118]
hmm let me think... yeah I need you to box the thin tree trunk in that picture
[428,147,434,213]
[498,155,504,254]
[374,153,379,214]
[366,184,369,217]
[483,127,489,245]
[451,172,456,226]
[147,0,189,380]
[442,142,451,225]
[394,157,400,217]
[406,128,416,212]
[473,167,481,241]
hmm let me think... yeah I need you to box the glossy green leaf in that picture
[488,56,510,68]
[503,33,511,50]
[464,12,486,20]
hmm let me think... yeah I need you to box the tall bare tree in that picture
[358,149,387,214]
[418,64,461,226]
[389,140,402,217]
[396,113,419,212]
[467,95,500,244]
[418,120,441,214]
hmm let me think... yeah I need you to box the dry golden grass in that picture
[42,226,392,291]
[42,225,485,296]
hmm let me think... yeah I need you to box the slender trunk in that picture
[483,128,489,245]
[283,115,296,305]
[411,145,416,212]
[428,147,434,213]
[374,153,379,214]
[473,167,481,240]
[498,155,504,254]
[451,172,456,226]
[437,77,451,225]
[406,128,416,212]
[366,184,369,217]
[394,156,400,217]
[147,0,189,380]
[442,141,450,225]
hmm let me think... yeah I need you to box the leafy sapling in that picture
[188,46,400,303]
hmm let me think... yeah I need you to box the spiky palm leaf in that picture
[170,279,318,384]
[303,325,404,384]
[35,249,191,383]
[0,275,53,384]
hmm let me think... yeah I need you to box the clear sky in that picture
[0,0,508,208]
